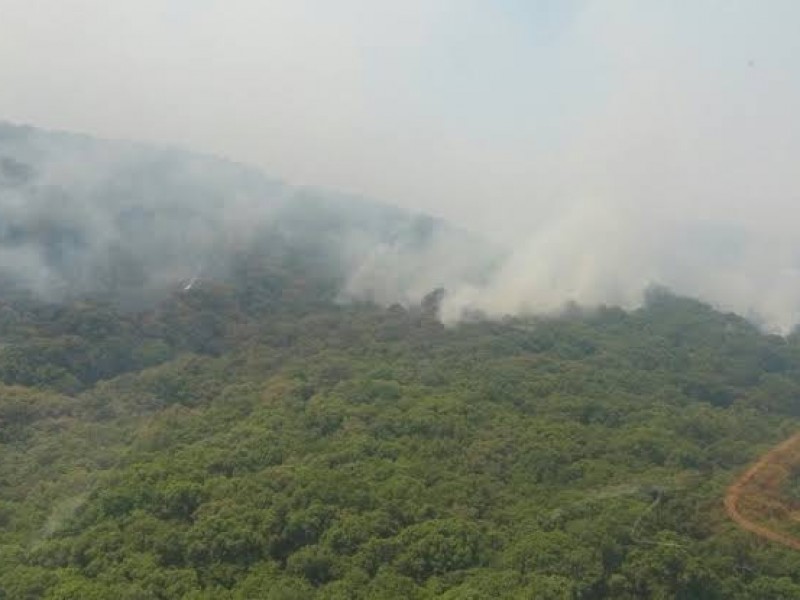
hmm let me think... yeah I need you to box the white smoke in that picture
[3,2,800,330]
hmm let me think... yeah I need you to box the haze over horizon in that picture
[2,1,800,330]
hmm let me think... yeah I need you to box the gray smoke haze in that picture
[0,123,496,308]
[2,2,800,330]
[0,124,284,300]
[441,205,800,332]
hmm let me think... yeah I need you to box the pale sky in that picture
[3,1,800,327]
[2,1,797,239]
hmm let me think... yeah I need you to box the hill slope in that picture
[0,122,498,309]
[1,125,800,598]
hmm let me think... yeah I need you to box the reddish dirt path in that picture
[724,431,800,550]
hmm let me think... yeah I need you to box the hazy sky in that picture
[2,1,797,236]
[3,1,800,327]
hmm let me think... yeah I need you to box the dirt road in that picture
[724,431,800,550]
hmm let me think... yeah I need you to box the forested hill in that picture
[3,125,800,598]
[2,281,800,598]
[0,122,497,308]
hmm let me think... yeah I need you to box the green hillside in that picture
[1,282,800,599]
[2,125,800,599]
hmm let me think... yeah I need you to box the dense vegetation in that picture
[4,123,800,598]
[2,274,800,598]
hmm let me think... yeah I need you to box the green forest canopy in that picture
[1,275,800,599]
[3,123,800,598]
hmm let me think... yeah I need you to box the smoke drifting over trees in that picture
[2,122,800,332]
[3,2,800,330]
[0,123,496,310]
